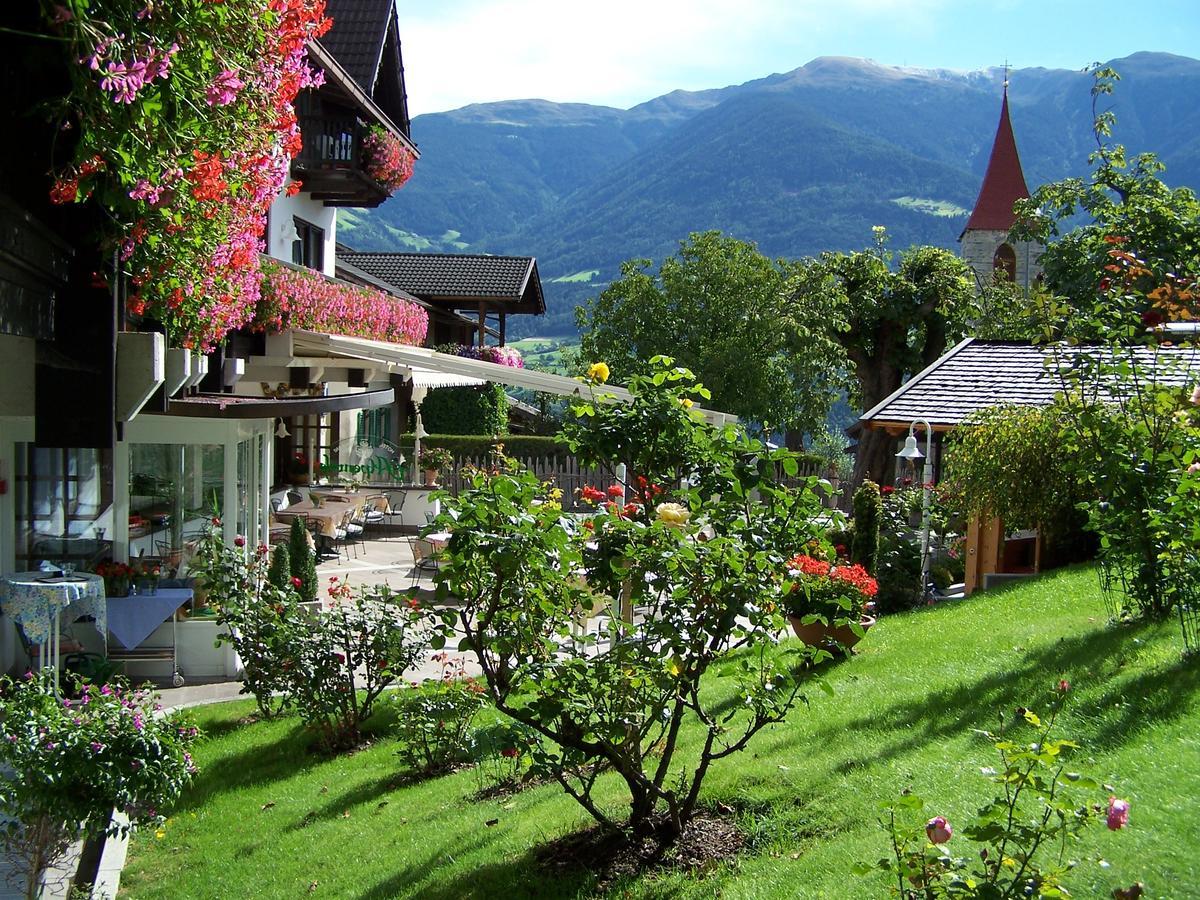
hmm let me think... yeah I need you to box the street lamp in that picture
[896,418,934,596]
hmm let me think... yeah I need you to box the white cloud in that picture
[396,0,950,115]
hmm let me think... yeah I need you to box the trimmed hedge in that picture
[420,384,508,435]
[399,433,573,460]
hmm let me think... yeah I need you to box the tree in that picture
[1011,68,1200,326]
[786,230,977,487]
[577,231,840,435]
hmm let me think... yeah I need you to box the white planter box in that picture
[114,619,239,681]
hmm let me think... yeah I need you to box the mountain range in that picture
[339,51,1200,336]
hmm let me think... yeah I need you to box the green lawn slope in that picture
[121,566,1199,899]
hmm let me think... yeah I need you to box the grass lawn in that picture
[120,566,1200,899]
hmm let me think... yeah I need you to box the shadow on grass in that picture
[775,617,1188,770]
[353,831,593,900]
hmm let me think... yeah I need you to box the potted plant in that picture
[95,561,134,598]
[784,553,878,651]
[134,561,161,595]
[418,447,454,486]
[289,450,310,485]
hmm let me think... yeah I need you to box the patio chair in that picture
[378,491,406,540]
[333,508,364,561]
[359,496,387,538]
[286,490,304,506]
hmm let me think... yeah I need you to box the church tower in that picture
[960,83,1042,292]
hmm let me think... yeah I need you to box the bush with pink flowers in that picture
[436,344,525,368]
[0,672,198,899]
[258,259,428,345]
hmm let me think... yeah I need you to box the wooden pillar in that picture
[477,301,487,347]
[965,511,1004,594]
[499,311,506,347]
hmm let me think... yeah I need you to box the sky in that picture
[398,0,1200,116]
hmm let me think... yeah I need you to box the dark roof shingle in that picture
[338,251,545,313]
[322,0,393,91]
[861,339,1199,429]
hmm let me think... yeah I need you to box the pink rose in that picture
[1107,797,1130,830]
[1191,385,1200,406]
[925,816,953,844]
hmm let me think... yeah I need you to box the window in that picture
[993,243,1017,282]
[357,408,391,447]
[14,446,112,570]
[291,218,325,271]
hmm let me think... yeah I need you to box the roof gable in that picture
[963,90,1030,235]
[321,0,410,134]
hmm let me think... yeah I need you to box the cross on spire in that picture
[1002,59,1010,91]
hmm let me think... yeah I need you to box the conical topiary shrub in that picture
[267,543,292,592]
[288,517,318,601]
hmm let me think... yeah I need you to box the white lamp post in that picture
[896,418,934,595]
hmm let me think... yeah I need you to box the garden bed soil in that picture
[534,813,744,887]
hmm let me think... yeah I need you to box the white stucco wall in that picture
[265,178,337,277]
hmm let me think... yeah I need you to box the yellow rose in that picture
[655,502,690,528]
[586,362,610,384]
[679,398,694,409]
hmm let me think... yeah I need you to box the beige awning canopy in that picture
[285,330,738,425]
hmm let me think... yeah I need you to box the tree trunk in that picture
[852,427,897,489]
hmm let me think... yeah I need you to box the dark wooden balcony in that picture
[291,111,391,208]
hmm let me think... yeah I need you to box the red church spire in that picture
[963,86,1030,233]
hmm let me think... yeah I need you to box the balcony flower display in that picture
[258,260,428,346]
[437,344,525,368]
[361,125,416,192]
[47,0,331,350]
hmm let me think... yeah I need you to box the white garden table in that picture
[0,571,106,691]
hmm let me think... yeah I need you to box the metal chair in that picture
[286,490,304,506]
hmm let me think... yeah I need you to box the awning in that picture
[407,369,485,389]
[157,388,395,419]
[288,330,738,425]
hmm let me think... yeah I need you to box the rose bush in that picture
[863,684,1134,898]
[432,356,833,840]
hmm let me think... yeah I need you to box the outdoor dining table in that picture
[0,571,107,689]
[273,490,377,538]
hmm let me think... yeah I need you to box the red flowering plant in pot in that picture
[783,551,878,651]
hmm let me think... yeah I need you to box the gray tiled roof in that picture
[338,251,545,313]
[322,0,393,91]
[860,338,1199,428]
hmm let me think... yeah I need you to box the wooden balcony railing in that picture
[296,113,360,166]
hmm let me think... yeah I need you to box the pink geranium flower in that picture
[205,69,244,106]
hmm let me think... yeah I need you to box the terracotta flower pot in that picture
[423,468,439,487]
[787,614,876,651]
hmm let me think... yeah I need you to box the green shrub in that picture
[421,384,508,435]
[267,543,291,591]
[392,655,487,774]
[851,480,882,572]
[288,517,317,601]
[0,673,199,898]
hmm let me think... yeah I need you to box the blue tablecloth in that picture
[106,588,193,650]
[0,572,106,644]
